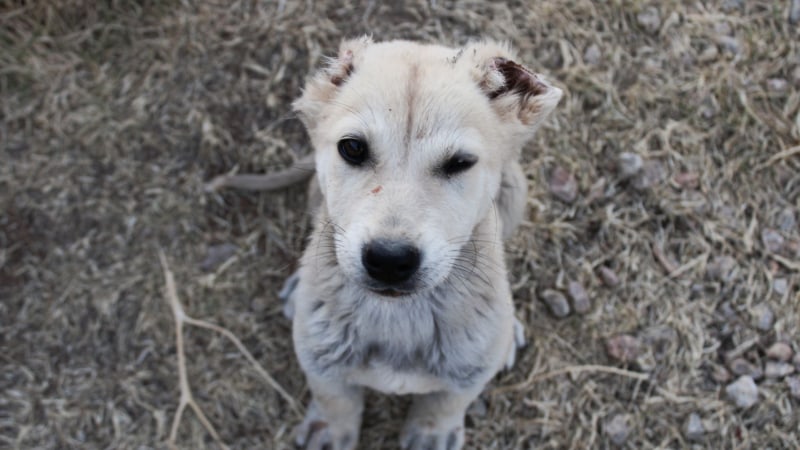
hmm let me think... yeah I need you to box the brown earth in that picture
[2,1,799,448]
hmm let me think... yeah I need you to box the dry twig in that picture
[158,250,300,450]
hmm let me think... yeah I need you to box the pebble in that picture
[773,278,788,296]
[791,0,800,24]
[599,266,620,287]
[200,242,238,272]
[752,304,775,331]
[765,362,795,379]
[761,228,784,253]
[725,376,759,408]
[716,35,740,56]
[707,255,737,282]
[766,342,793,362]
[584,44,601,66]
[618,152,643,177]
[604,414,631,446]
[767,78,788,92]
[711,364,732,383]
[793,352,800,370]
[683,413,704,442]
[786,376,800,399]
[567,281,591,314]
[632,160,665,190]
[778,208,796,233]
[636,7,661,33]
[672,171,699,190]
[728,358,763,380]
[540,289,571,318]
[549,166,578,204]
[606,334,642,363]
[467,396,488,418]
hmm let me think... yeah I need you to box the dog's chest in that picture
[305,289,496,391]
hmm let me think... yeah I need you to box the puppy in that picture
[218,38,562,449]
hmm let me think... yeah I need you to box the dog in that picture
[211,37,562,450]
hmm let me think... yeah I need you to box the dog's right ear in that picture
[461,41,563,133]
[293,36,372,128]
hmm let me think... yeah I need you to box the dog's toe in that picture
[401,424,463,450]
[513,317,527,348]
[504,317,527,370]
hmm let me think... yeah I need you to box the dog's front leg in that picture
[401,387,482,450]
[295,373,364,450]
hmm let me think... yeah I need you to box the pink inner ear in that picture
[330,50,355,86]
[488,58,547,99]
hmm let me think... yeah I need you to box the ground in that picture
[1,0,799,449]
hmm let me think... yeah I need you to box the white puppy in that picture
[276,38,561,450]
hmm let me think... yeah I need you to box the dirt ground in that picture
[2,0,799,449]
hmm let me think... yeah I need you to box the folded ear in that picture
[293,36,373,127]
[461,41,563,130]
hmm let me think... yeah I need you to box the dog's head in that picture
[294,38,562,297]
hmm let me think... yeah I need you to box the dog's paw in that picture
[278,270,301,320]
[294,402,358,450]
[504,317,527,371]
[400,421,464,450]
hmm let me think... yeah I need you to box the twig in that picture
[159,250,301,450]
[492,364,649,395]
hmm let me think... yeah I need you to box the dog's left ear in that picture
[462,41,563,130]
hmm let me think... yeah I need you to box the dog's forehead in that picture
[330,43,498,155]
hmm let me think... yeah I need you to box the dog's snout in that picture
[362,239,421,284]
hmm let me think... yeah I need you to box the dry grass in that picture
[2,0,799,449]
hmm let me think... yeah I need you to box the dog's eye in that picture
[440,153,478,177]
[337,138,369,166]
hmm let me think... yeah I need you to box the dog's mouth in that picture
[368,287,414,298]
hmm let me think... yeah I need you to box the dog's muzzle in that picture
[361,238,421,293]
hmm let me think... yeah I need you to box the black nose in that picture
[362,239,421,285]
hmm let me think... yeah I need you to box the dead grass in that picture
[1,0,799,449]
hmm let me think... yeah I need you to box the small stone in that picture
[786,376,800,399]
[773,278,788,296]
[540,289,571,318]
[672,171,699,190]
[753,304,775,331]
[767,78,788,92]
[618,152,643,178]
[584,44,601,66]
[604,414,631,446]
[765,362,795,379]
[791,0,800,24]
[467,396,488,418]
[716,35,740,55]
[793,352,800,370]
[725,376,759,408]
[707,255,737,282]
[761,228,784,253]
[200,243,238,272]
[567,281,591,314]
[711,364,732,383]
[549,166,578,203]
[636,7,661,33]
[606,334,642,363]
[698,45,719,63]
[599,266,620,287]
[766,342,793,362]
[728,358,763,380]
[632,160,665,190]
[721,0,743,11]
[713,22,732,36]
[683,413,704,442]
[777,208,796,233]
[586,177,607,204]
[250,296,269,313]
